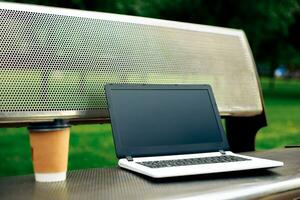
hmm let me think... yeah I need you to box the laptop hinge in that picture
[126,156,134,161]
[219,150,226,155]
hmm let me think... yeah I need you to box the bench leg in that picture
[225,112,267,152]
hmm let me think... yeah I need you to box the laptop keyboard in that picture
[137,155,250,168]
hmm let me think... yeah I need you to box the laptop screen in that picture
[106,84,229,158]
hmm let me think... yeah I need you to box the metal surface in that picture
[0,148,299,200]
[0,2,262,124]
[226,111,267,152]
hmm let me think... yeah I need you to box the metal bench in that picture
[0,2,265,152]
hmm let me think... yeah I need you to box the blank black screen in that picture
[109,89,223,148]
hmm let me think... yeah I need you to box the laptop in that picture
[105,84,283,178]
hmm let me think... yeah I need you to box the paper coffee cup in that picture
[28,120,70,182]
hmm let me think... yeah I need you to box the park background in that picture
[0,0,300,177]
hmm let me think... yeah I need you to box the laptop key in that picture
[137,155,250,168]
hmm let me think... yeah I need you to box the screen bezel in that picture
[105,84,230,158]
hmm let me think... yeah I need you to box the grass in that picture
[256,78,300,149]
[0,78,299,177]
[0,124,118,177]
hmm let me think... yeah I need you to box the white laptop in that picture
[105,84,283,178]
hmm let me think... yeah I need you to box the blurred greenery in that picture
[257,78,300,149]
[0,124,117,177]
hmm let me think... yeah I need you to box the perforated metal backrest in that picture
[0,2,263,124]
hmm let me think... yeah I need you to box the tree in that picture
[112,0,300,74]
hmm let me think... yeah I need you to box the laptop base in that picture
[119,151,283,178]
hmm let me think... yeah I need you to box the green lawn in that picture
[0,78,299,177]
[0,124,118,177]
[256,78,300,149]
